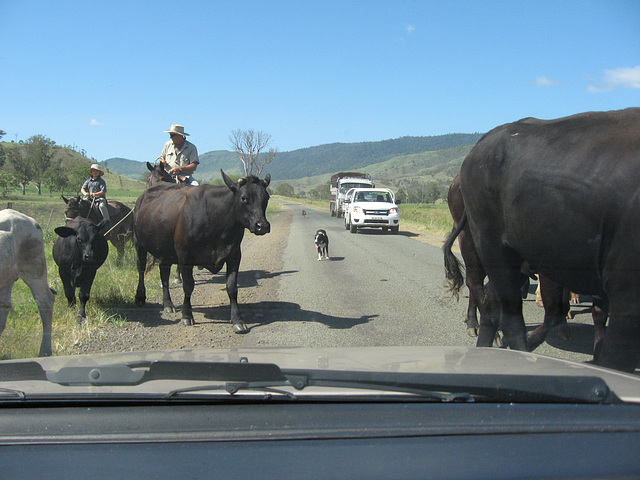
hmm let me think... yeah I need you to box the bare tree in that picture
[230,129,277,177]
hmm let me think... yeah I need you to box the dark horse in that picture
[133,166,271,333]
[62,196,133,265]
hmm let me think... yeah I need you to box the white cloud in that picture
[535,76,559,87]
[405,24,415,35]
[587,66,640,92]
[89,119,105,126]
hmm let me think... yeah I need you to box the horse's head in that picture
[62,195,90,221]
[146,161,175,187]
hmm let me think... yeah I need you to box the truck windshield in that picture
[341,183,371,193]
[357,192,391,202]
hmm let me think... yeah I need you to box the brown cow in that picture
[133,168,271,333]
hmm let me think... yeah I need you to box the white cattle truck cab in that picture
[344,188,400,234]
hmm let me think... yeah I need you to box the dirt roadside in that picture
[73,205,449,354]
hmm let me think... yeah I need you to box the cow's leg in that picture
[597,312,640,373]
[459,229,485,337]
[59,267,76,307]
[476,282,499,347]
[159,262,175,314]
[464,267,485,337]
[0,285,13,341]
[226,252,248,334]
[487,271,528,351]
[591,295,609,360]
[23,276,55,357]
[77,269,97,323]
[180,265,195,326]
[134,241,147,307]
[527,276,567,351]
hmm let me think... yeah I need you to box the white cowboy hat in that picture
[89,163,104,175]
[164,124,190,136]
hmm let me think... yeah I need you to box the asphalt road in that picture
[244,200,598,366]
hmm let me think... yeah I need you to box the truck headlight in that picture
[353,206,363,214]
[389,208,398,215]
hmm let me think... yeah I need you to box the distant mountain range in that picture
[103,133,483,190]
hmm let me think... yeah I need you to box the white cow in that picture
[0,209,55,357]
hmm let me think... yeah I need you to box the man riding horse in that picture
[157,124,200,185]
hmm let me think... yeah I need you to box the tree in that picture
[0,129,6,168]
[67,160,92,194]
[275,183,294,197]
[309,182,330,200]
[7,148,32,195]
[25,135,55,195]
[45,159,72,195]
[0,170,19,197]
[230,129,277,176]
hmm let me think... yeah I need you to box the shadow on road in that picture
[189,269,298,288]
[198,300,378,332]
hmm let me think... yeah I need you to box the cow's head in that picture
[55,218,109,263]
[222,169,271,235]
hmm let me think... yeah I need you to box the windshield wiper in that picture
[40,360,620,404]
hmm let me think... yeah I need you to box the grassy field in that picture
[1,192,446,359]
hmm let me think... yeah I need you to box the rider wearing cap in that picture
[81,164,111,225]
[158,124,199,185]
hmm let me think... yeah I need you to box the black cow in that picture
[450,108,640,372]
[62,195,133,265]
[446,174,570,347]
[53,217,109,323]
[133,169,271,333]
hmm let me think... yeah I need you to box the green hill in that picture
[103,133,482,189]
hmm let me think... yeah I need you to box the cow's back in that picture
[460,107,640,295]
[134,183,237,261]
[0,210,48,289]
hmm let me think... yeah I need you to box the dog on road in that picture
[314,229,329,261]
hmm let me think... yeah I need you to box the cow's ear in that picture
[54,226,76,238]
[221,170,238,192]
[61,195,68,203]
[261,173,271,189]
[147,162,154,172]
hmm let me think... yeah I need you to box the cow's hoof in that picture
[164,305,176,314]
[77,315,85,324]
[135,296,146,307]
[466,326,479,337]
[233,323,249,334]
[182,318,194,326]
[557,322,571,341]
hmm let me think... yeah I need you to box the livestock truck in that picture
[329,172,375,217]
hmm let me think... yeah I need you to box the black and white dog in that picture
[314,229,329,261]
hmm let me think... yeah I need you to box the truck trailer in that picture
[329,172,374,217]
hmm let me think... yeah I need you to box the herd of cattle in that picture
[444,107,640,373]
[1,107,639,373]
[0,162,272,356]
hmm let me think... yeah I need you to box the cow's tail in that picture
[443,211,466,300]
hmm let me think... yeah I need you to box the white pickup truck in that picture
[343,188,400,234]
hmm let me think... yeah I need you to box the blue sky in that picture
[2,0,639,163]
